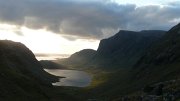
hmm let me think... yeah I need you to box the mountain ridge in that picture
[63,30,166,70]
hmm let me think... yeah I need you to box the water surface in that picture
[45,69,92,87]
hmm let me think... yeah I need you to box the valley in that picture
[0,23,180,101]
[1,0,180,101]
[52,23,180,101]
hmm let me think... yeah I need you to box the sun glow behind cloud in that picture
[0,0,179,56]
[0,23,99,54]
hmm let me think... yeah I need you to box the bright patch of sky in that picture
[112,0,179,6]
[0,24,99,54]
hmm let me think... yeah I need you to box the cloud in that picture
[0,0,180,40]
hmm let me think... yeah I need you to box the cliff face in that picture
[97,30,164,56]
[92,30,165,69]
[0,40,58,100]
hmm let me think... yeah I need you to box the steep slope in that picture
[92,30,165,69]
[0,40,58,100]
[133,23,180,83]
[84,26,180,100]
[103,23,180,101]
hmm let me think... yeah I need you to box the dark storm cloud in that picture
[0,0,180,39]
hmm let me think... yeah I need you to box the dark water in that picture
[45,69,92,87]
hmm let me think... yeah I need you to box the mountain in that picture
[62,49,96,68]
[89,23,180,100]
[97,30,164,56]
[106,23,180,101]
[93,30,165,69]
[0,40,58,100]
[54,24,180,101]
[60,30,165,70]
[133,23,180,83]
[51,23,180,101]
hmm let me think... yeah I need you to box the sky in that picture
[0,0,180,54]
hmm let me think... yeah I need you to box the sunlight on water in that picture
[35,54,70,60]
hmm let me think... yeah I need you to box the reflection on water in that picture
[45,69,92,87]
[35,54,70,60]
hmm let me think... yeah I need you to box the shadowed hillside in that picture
[61,30,166,70]
[57,24,180,101]
[87,23,180,100]
[93,30,165,69]
[0,40,59,101]
[59,49,96,68]
[35,23,180,101]
[132,23,180,85]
